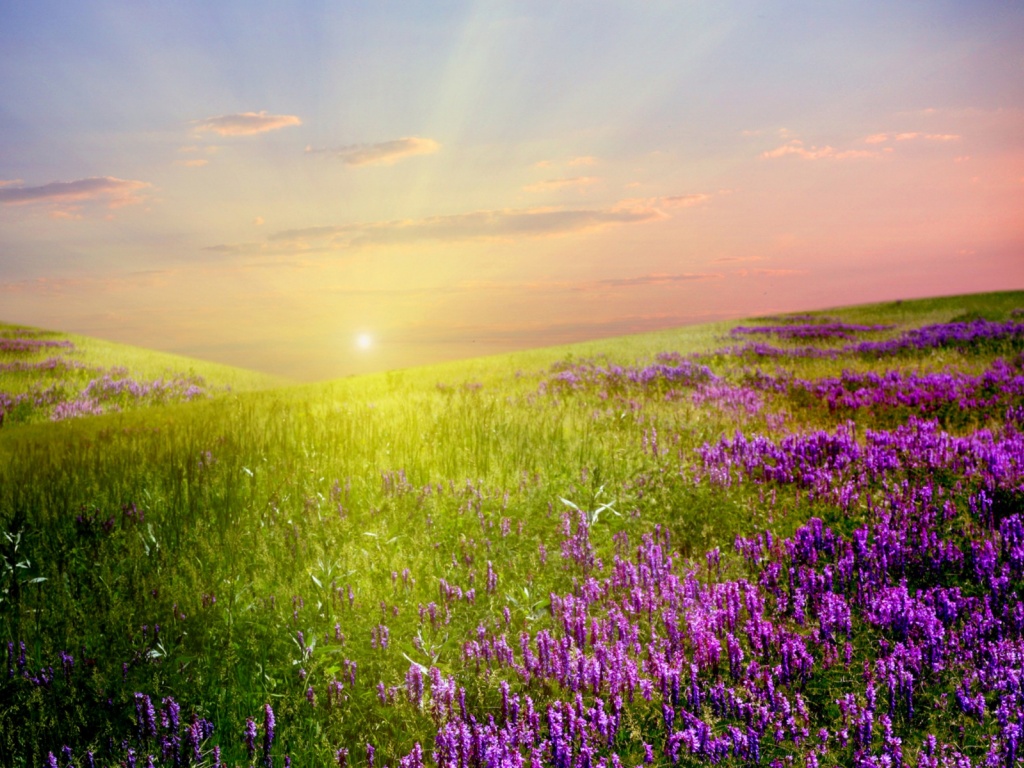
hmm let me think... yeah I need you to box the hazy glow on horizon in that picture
[1,1,1022,380]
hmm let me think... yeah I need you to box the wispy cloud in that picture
[269,203,665,248]
[765,129,963,161]
[193,111,302,136]
[864,132,961,144]
[0,177,151,210]
[612,194,715,212]
[523,176,600,193]
[206,191,712,253]
[208,193,712,255]
[305,137,440,166]
[762,140,877,161]
[567,156,598,166]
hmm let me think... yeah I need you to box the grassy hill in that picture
[1,289,1023,768]
[0,321,288,425]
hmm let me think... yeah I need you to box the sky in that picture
[1,1,1022,381]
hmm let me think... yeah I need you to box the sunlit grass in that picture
[1,290,1023,767]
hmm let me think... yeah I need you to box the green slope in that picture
[0,289,1022,767]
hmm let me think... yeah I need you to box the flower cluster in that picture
[542,359,716,394]
[694,417,1023,515]
[731,321,893,341]
[0,337,74,354]
[398,497,1024,768]
[728,319,1024,360]
[40,371,208,421]
[777,357,1024,425]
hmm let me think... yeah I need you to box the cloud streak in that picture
[305,137,440,166]
[260,201,670,250]
[764,130,962,161]
[865,132,961,144]
[0,177,151,209]
[207,193,712,255]
[762,140,878,161]
[193,111,302,136]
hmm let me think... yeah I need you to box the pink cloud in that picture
[833,149,880,159]
[305,137,440,166]
[0,177,151,211]
[613,193,714,212]
[194,111,302,136]
[863,132,961,144]
[762,140,838,160]
[210,198,680,254]
[763,138,882,161]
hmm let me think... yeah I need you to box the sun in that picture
[356,333,373,350]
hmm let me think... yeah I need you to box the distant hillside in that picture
[0,321,288,425]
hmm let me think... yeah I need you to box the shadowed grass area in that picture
[1,289,1023,767]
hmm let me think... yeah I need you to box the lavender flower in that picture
[263,703,275,767]
[244,717,257,761]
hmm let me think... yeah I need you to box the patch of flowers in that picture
[726,319,1024,361]
[0,356,84,373]
[5,303,1024,766]
[730,321,894,342]
[1,332,211,424]
[541,358,716,394]
[387,491,1024,768]
[736,357,1024,428]
[0,337,75,354]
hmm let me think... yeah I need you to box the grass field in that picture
[2,290,1023,768]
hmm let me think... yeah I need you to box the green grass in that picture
[0,321,287,396]
[0,289,1022,767]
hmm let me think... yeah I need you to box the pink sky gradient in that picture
[1,3,1022,380]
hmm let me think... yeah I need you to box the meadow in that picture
[1,290,1023,768]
